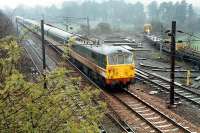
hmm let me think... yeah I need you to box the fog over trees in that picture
[0,10,15,38]
[10,0,200,33]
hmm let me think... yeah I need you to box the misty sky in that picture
[0,0,199,9]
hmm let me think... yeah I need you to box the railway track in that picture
[136,69,200,108]
[69,59,196,132]
[19,23,198,132]
[27,39,58,70]
[105,113,135,133]
[22,40,43,75]
[48,41,197,132]
[112,89,196,133]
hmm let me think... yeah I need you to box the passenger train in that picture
[16,16,136,88]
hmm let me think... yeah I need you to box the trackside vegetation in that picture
[0,36,106,132]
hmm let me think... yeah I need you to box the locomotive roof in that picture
[79,44,132,55]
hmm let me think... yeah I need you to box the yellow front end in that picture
[144,24,152,34]
[176,42,187,51]
[105,64,135,85]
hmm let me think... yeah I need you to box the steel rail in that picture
[123,89,192,133]
[136,69,200,107]
[22,43,42,75]
[105,113,135,133]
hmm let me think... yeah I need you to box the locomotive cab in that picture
[144,24,152,34]
[69,44,135,88]
[106,50,135,85]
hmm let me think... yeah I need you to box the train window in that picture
[98,55,106,68]
[118,55,124,64]
[124,54,133,64]
[108,53,133,65]
[108,55,117,65]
